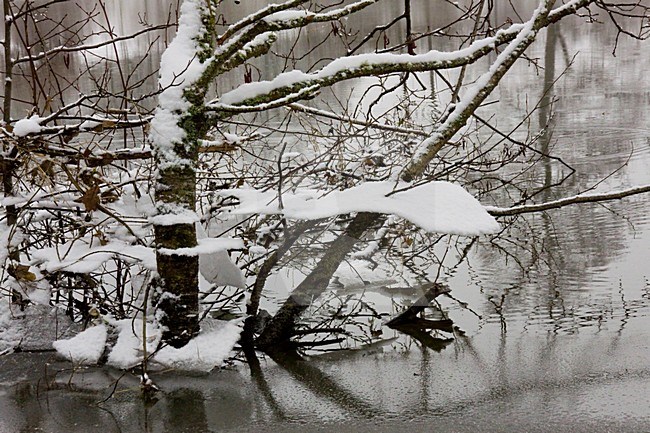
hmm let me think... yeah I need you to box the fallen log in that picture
[385,282,451,328]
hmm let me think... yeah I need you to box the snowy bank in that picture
[53,318,242,372]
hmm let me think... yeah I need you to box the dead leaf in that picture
[29,159,55,185]
[8,263,37,282]
[100,189,119,203]
[80,170,102,187]
[61,129,79,143]
[75,184,101,211]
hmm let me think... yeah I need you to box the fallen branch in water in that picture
[291,327,346,336]
[385,282,451,328]
[291,338,346,348]
[383,283,455,352]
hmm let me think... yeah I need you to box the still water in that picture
[2,1,650,432]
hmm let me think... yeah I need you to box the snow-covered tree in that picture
[1,0,649,368]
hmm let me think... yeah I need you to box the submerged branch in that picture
[385,282,451,327]
[255,212,382,350]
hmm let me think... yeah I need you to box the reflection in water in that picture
[459,12,650,339]
[3,312,650,432]
[269,351,378,418]
[163,389,209,433]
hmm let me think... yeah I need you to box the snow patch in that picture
[53,324,107,364]
[13,115,43,137]
[107,319,161,369]
[50,316,241,371]
[197,224,245,288]
[157,237,244,256]
[218,181,499,236]
[0,300,20,352]
[153,319,242,371]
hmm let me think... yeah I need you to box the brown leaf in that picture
[61,129,79,143]
[75,184,101,211]
[80,170,101,187]
[199,144,238,153]
[40,160,55,177]
[8,264,37,282]
[100,189,119,203]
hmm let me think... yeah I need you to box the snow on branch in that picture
[211,36,502,109]
[149,206,201,226]
[217,0,308,43]
[207,0,593,116]
[11,115,43,136]
[8,115,151,139]
[207,0,378,88]
[14,142,153,167]
[209,84,321,112]
[156,0,206,113]
[217,181,500,236]
[149,0,207,168]
[220,0,375,43]
[262,0,378,26]
[31,240,157,273]
[157,237,244,256]
[29,236,243,274]
[401,0,563,182]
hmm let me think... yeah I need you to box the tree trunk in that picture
[2,0,19,259]
[153,114,204,347]
[154,225,200,348]
[256,212,381,350]
[148,0,221,348]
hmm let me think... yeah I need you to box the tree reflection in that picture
[163,389,209,433]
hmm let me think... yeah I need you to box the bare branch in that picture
[12,24,173,65]
[487,184,650,217]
